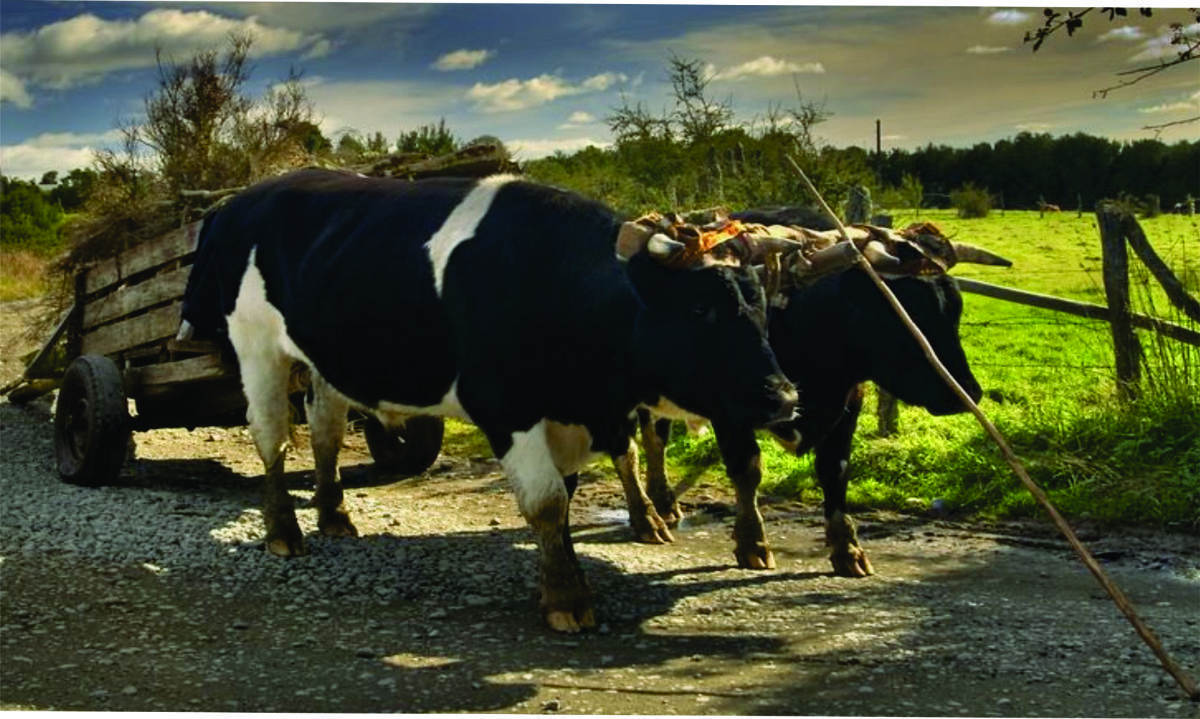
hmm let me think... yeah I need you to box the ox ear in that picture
[952,242,1012,267]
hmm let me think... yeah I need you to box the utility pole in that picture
[875,119,883,187]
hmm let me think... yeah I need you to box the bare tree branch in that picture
[1094,40,1200,98]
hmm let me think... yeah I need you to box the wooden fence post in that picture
[1121,212,1200,324]
[1097,203,1141,401]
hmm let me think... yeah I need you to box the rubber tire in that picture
[364,415,445,475]
[54,354,131,487]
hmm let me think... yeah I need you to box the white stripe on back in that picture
[425,174,516,296]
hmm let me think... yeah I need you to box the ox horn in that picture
[617,221,654,259]
[952,242,1012,267]
[646,233,686,260]
[805,241,860,274]
[861,240,902,269]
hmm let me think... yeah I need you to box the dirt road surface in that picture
[2,299,1198,716]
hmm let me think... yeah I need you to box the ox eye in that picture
[691,303,715,322]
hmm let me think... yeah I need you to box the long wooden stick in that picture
[786,155,1200,701]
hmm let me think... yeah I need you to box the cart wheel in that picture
[54,355,131,487]
[364,415,444,474]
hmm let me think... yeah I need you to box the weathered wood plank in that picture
[127,352,231,388]
[83,268,190,330]
[84,222,202,295]
[1098,204,1141,400]
[957,278,1200,347]
[20,307,73,380]
[82,303,182,357]
[165,338,224,355]
[1122,213,1200,324]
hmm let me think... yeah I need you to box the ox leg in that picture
[816,387,874,578]
[502,420,594,633]
[305,375,358,539]
[639,410,682,528]
[714,422,775,570]
[612,438,673,544]
[231,344,304,557]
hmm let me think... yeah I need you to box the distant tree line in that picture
[872,132,1199,212]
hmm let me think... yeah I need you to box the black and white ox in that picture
[179,169,796,632]
[620,207,1010,577]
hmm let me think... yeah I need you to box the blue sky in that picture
[1,2,1197,182]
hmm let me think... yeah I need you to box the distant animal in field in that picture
[1037,199,1061,215]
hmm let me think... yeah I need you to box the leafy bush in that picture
[950,182,992,218]
[0,176,65,255]
[397,118,459,156]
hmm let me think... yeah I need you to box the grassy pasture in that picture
[0,250,51,302]
[670,210,1200,530]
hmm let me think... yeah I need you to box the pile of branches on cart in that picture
[37,141,516,339]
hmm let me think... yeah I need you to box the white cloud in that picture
[1139,90,1200,115]
[213,3,435,33]
[966,45,1013,55]
[1139,101,1197,114]
[1129,23,1200,63]
[302,78,464,139]
[0,68,32,109]
[1015,122,1054,132]
[559,111,596,129]
[0,9,326,92]
[301,39,334,60]
[0,130,124,180]
[466,73,627,113]
[986,10,1032,26]
[581,72,627,91]
[1097,26,1146,43]
[506,136,612,160]
[433,49,496,72]
[706,56,825,82]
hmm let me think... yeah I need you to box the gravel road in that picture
[2,300,1199,716]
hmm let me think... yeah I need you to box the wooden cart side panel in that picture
[84,222,202,296]
[82,268,190,331]
[82,303,182,357]
[126,352,230,389]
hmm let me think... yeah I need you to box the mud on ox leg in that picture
[611,409,685,545]
[305,374,358,540]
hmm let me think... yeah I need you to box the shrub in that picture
[950,182,992,218]
[0,176,65,255]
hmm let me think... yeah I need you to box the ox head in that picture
[618,226,798,429]
[842,271,981,415]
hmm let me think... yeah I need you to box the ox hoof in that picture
[319,512,359,539]
[830,546,875,578]
[630,512,674,544]
[545,607,596,634]
[735,545,776,570]
[266,534,306,557]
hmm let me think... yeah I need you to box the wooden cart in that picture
[4,220,445,486]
